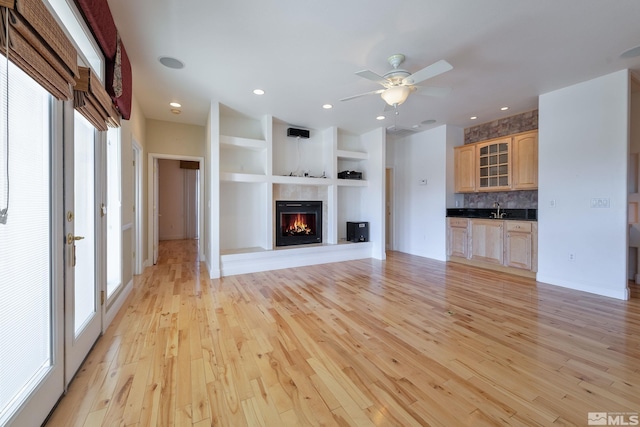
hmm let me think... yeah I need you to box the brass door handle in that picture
[67,233,85,245]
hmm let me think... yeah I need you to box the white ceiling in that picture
[105,0,640,135]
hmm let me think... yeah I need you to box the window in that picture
[0,60,53,425]
[46,0,104,81]
[106,126,121,297]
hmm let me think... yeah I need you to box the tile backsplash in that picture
[464,110,538,144]
[464,190,537,209]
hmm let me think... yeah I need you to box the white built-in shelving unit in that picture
[215,107,385,276]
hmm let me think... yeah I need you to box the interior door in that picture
[64,109,102,385]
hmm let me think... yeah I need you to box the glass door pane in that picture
[73,113,96,335]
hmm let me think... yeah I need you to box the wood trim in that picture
[180,160,200,170]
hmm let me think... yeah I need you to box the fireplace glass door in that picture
[276,201,322,246]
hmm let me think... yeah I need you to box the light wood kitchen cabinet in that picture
[512,131,538,190]
[447,217,538,276]
[454,145,476,193]
[453,131,538,193]
[447,218,469,258]
[476,138,511,191]
[504,221,533,270]
[470,219,504,265]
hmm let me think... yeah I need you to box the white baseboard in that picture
[536,274,630,300]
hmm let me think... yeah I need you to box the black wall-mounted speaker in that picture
[287,127,310,139]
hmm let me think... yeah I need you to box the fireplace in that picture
[275,200,322,247]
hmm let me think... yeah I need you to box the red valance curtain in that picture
[0,0,78,100]
[74,0,132,119]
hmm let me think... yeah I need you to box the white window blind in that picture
[0,59,52,423]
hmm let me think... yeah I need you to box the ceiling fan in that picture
[341,54,453,107]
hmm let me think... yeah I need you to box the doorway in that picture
[148,153,205,264]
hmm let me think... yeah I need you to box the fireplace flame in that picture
[283,213,313,236]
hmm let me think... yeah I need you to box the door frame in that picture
[385,167,395,251]
[132,140,143,274]
[147,153,205,262]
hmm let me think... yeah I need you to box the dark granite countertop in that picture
[446,208,537,221]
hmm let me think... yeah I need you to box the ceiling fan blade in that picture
[402,59,453,86]
[355,70,390,87]
[414,86,452,97]
[340,89,385,102]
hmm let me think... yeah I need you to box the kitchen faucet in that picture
[491,202,506,218]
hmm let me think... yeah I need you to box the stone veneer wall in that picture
[463,110,538,208]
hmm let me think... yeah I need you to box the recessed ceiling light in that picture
[158,56,185,69]
[170,108,181,115]
[376,115,386,121]
[253,89,265,95]
[470,116,478,120]
[322,104,333,109]
[500,107,509,111]
[621,45,640,58]
[169,102,181,108]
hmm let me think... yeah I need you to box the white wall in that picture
[538,69,630,300]
[628,90,640,281]
[206,101,221,278]
[360,127,386,259]
[390,125,463,261]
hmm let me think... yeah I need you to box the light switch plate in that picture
[591,198,610,208]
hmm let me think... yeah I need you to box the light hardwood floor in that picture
[45,240,640,426]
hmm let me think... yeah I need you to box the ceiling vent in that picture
[386,126,419,138]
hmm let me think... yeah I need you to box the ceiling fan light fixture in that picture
[381,85,411,106]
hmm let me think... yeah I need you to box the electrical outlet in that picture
[569,253,576,262]
[550,199,556,208]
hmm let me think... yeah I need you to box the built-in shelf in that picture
[220,135,267,150]
[271,175,332,186]
[220,172,267,183]
[215,113,383,277]
[336,149,368,161]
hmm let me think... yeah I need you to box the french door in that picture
[0,63,64,427]
[63,108,102,385]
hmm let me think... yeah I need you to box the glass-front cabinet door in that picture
[477,138,511,191]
